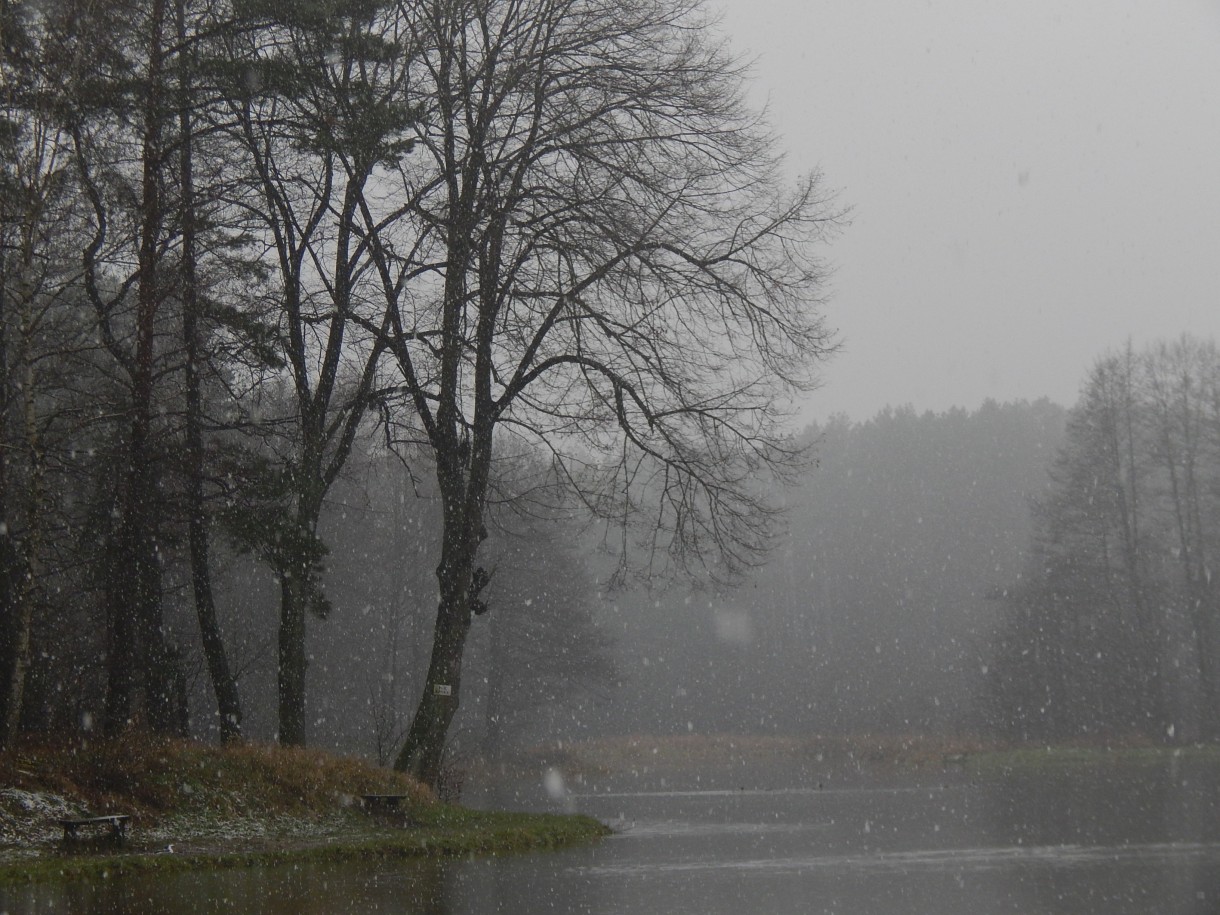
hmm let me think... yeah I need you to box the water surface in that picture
[4,761,1218,914]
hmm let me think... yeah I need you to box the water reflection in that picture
[3,763,1219,914]
[978,757,1220,914]
[0,858,451,915]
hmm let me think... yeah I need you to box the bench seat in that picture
[58,814,131,843]
[360,794,411,814]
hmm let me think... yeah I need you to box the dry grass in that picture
[511,732,996,779]
[0,734,435,823]
[0,735,609,885]
[508,732,1220,785]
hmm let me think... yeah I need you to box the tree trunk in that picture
[395,542,476,787]
[0,493,31,747]
[277,571,308,746]
[0,304,13,742]
[1192,591,1220,739]
[394,598,472,787]
[0,220,41,746]
[178,0,241,742]
[188,521,242,741]
[0,542,16,745]
[105,0,176,735]
[2,311,44,745]
[102,519,141,730]
[275,465,328,746]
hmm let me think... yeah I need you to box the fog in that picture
[9,2,1220,911]
[712,0,1220,422]
[191,397,1066,754]
[7,0,1220,782]
[95,0,1214,767]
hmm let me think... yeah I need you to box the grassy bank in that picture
[0,736,608,886]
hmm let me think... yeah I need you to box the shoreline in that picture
[0,806,610,886]
[5,732,1216,887]
[0,736,609,887]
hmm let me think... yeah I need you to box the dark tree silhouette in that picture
[368,0,840,788]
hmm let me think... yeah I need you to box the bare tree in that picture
[0,3,98,744]
[1142,337,1220,738]
[18,0,273,741]
[369,0,840,787]
[36,0,190,734]
[174,0,244,742]
[218,0,417,745]
[988,336,1220,742]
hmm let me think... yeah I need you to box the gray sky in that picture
[713,0,1220,422]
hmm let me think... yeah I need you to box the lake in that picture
[4,757,1219,914]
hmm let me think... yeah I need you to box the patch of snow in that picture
[0,788,81,847]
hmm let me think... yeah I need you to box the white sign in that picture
[433,684,453,697]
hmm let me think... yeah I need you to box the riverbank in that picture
[481,732,1220,789]
[0,736,608,886]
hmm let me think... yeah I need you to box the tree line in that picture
[0,0,837,786]
[579,399,1067,740]
[987,336,1220,743]
[587,344,1220,750]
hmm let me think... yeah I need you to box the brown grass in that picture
[508,732,1000,778]
[0,734,435,822]
[0,736,611,886]
[508,732,1208,783]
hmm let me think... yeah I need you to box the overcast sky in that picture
[712,0,1220,423]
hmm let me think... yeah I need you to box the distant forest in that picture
[594,397,1068,742]
[310,335,1220,753]
[605,337,1220,749]
[278,335,1220,755]
[986,337,1220,744]
[204,393,1077,755]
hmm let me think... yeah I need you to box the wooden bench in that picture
[360,794,411,815]
[58,814,131,844]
